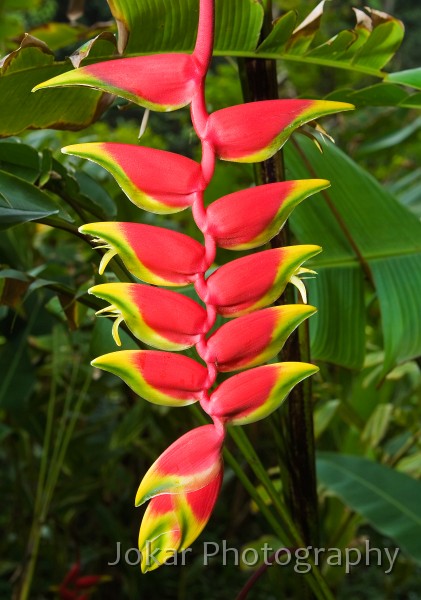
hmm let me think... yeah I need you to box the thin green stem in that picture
[223,447,289,544]
[228,427,297,542]
[42,368,91,518]
[16,327,60,600]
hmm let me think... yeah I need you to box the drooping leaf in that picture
[317,453,421,562]
[0,35,113,137]
[287,137,421,372]
[0,170,60,230]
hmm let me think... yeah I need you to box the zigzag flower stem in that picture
[33,0,352,595]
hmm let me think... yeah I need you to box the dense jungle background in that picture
[0,0,420,598]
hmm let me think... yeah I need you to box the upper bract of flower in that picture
[33,54,203,111]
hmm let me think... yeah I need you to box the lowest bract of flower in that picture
[34,0,353,572]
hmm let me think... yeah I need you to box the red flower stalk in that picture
[35,0,353,572]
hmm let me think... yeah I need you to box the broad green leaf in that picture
[286,137,421,372]
[399,92,421,109]
[356,116,421,156]
[107,0,263,54]
[350,18,403,70]
[0,170,61,229]
[344,83,408,107]
[106,1,403,77]
[314,399,341,439]
[28,22,115,53]
[0,141,41,183]
[388,168,421,219]
[0,36,112,138]
[361,403,393,447]
[317,452,421,562]
[307,266,365,370]
[326,85,421,110]
[256,11,296,54]
[386,68,421,91]
[75,171,117,218]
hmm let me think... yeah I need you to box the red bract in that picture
[204,245,321,316]
[205,362,319,425]
[63,144,205,214]
[135,425,224,505]
[203,305,317,371]
[37,0,353,571]
[92,350,209,407]
[79,222,206,285]
[89,283,208,350]
[34,54,201,111]
[204,100,353,162]
[205,180,329,250]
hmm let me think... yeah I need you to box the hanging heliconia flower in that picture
[35,0,353,572]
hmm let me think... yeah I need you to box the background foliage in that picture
[0,1,420,598]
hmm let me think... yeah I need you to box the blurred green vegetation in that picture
[0,1,420,599]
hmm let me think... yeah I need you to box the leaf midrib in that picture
[0,50,385,81]
[313,248,421,269]
[318,458,421,527]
